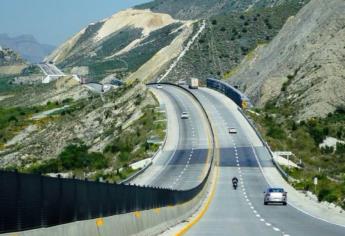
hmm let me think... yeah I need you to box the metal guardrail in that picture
[206,78,252,109]
[236,108,290,181]
[0,84,216,234]
[205,78,290,181]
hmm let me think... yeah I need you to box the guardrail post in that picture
[57,174,63,224]
[85,178,91,219]
[73,175,77,221]
[15,169,21,232]
[39,173,46,228]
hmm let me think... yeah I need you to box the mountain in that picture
[0,34,55,63]
[135,0,298,20]
[227,0,345,119]
[47,9,195,81]
[0,47,27,75]
[161,1,307,82]
[0,47,25,66]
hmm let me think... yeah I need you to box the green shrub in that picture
[267,125,286,139]
[321,146,334,154]
[336,142,345,155]
[318,188,331,202]
[28,144,109,173]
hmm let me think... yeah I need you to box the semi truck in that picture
[189,78,199,89]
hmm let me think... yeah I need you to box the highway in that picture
[131,85,212,190]
[174,87,345,236]
[38,63,65,76]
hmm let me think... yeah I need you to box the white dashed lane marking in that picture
[206,98,291,236]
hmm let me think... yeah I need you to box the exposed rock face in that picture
[0,47,27,75]
[0,82,155,167]
[229,0,345,119]
[46,9,193,82]
[47,9,179,64]
[0,47,25,66]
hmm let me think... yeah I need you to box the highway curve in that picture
[179,87,345,236]
[130,85,213,190]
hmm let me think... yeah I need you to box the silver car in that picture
[181,112,189,119]
[264,188,287,205]
[228,128,237,134]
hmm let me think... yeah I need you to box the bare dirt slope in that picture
[46,9,180,65]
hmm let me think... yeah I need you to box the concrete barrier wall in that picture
[2,84,215,236]
[2,179,211,236]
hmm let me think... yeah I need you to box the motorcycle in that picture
[232,177,238,190]
[233,181,238,190]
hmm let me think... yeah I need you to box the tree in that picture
[8,116,18,123]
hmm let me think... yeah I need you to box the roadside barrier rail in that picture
[0,83,215,234]
[206,78,252,109]
[205,78,290,181]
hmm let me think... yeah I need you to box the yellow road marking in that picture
[134,211,142,219]
[96,218,104,227]
[154,208,161,214]
[175,130,220,236]
[176,166,219,236]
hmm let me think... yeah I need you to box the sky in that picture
[0,0,151,46]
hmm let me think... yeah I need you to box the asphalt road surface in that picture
[181,87,345,236]
[131,85,212,190]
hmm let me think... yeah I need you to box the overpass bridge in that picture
[38,63,80,84]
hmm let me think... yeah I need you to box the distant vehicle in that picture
[232,177,238,190]
[178,80,186,86]
[264,188,287,205]
[228,128,237,134]
[189,78,199,89]
[156,84,163,89]
[233,181,238,190]
[48,61,54,64]
[181,112,189,119]
[110,79,124,86]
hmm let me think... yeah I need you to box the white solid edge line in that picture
[250,145,345,228]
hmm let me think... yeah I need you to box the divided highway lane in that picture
[38,63,65,76]
[131,85,212,190]
[184,87,345,236]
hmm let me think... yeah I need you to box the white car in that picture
[264,188,287,205]
[181,112,189,119]
[156,84,163,89]
[228,128,237,134]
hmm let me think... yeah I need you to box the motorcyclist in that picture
[232,177,238,184]
[232,177,238,189]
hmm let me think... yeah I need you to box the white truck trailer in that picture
[189,78,199,89]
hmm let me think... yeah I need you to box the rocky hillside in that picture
[0,76,160,181]
[162,1,307,82]
[0,47,25,66]
[135,0,299,20]
[228,0,345,119]
[0,47,27,75]
[47,9,194,82]
[0,34,54,63]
